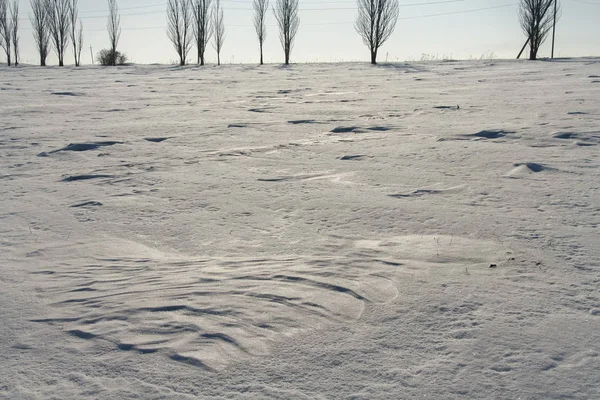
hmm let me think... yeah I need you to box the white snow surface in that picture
[1,59,599,399]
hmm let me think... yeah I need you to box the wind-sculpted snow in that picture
[24,234,511,371]
[1,59,599,399]
[27,238,398,370]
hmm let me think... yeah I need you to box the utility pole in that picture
[551,0,557,58]
[90,46,94,65]
[517,39,529,59]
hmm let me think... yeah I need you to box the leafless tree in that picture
[167,0,193,66]
[519,0,559,60]
[30,0,50,66]
[355,0,399,65]
[0,0,11,66]
[212,0,224,65]
[253,0,268,65]
[273,0,299,65]
[107,0,121,66]
[69,0,83,66]
[192,0,211,65]
[10,0,17,65]
[47,0,71,66]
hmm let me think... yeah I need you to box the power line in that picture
[571,0,600,4]
[79,0,465,13]
[399,3,515,19]
[20,0,475,20]
[22,3,515,31]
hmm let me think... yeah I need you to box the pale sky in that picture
[6,0,600,65]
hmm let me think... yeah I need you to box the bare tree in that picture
[30,0,50,66]
[253,0,268,65]
[273,0,299,65]
[9,0,17,65]
[519,0,559,60]
[107,0,121,66]
[69,0,83,66]
[0,0,11,66]
[212,0,224,65]
[355,0,399,65]
[47,0,71,66]
[192,0,212,65]
[167,0,193,66]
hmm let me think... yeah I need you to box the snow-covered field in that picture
[1,59,599,399]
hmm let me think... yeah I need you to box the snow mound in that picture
[469,129,515,139]
[505,163,552,178]
[553,131,600,146]
[38,141,122,156]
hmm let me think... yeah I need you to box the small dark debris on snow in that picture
[339,155,365,161]
[288,120,317,125]
[330,126,361,133]
[434,105,460,110]
[145,137,169,143]
[51,92,83,96]
[62,174,113,182]
[366,126,391,132]
[71,201,103,208]
[489,264,498,268]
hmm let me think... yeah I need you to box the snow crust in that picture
[1,59,599,399]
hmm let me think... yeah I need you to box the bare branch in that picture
[10,0,18,65]
[355,0,399,64]
[0,0,11,66]
[253,0,268,65]
[69,0,82,66]
[192,0,212,65]
[167,0,193,66]
[518,0,560,60]
[29,0,50,66]
[77,18,83,64]
[273,0,299,65]
[47,0,71,66]
[212,0,224,65]
[107,0,121,66]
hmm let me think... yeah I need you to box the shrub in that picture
[97,49,128,66]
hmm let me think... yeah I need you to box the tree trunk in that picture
[6,53,11,66]
[260,43,263,65]
[41,57,45,66]
[217,53,220,66]
[371,49,377,65]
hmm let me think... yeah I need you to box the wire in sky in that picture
[28,3,515,31]
[570,0,600,4]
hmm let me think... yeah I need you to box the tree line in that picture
[0,0,561,68]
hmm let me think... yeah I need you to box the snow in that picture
[1,59,599,399]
